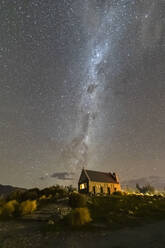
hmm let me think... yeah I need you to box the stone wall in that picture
[88,181,121,194]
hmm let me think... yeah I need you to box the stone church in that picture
[78,168,121,194]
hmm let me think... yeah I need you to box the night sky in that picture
[0,0,165,188]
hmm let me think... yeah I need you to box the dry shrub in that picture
[39,194,52,200]
[20,200,37,215]
[0,200,19,218]
[40,195,47,200]
[70,207,92,226]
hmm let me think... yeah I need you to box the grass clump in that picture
[69,207,92,226]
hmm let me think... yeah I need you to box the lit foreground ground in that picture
[0,218,165,248]
[1,191,165,248]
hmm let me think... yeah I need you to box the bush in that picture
[23,188,40,200]
[7,188,40,202]
[70,207,92,226]
[19,200,37,215]
[0,200,19,218]
[40,185,68,199]
[0,200,37,219]
[69,192,87,208]
[136,183,155,194]
[7,190,26,202]
[39,194,53,206]
[39,194,52,200]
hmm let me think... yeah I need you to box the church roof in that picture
[84,169,119,183]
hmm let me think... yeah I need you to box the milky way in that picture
[64,2,131,176]
[0,0,165,187]
[76,3,126,163]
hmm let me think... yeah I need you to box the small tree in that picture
[136,183,155,194]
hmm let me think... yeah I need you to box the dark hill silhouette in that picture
[0,184,26,196]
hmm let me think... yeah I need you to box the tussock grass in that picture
[69,207,92,226]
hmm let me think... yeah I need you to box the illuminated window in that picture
[80,183,86,190]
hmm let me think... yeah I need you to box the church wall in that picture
[88,181,121,194]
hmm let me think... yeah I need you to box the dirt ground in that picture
[0,219,165,248]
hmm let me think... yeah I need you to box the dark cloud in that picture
[51,172,75,180]
[39,176,45,181]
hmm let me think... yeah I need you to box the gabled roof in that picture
[84,169,119,183]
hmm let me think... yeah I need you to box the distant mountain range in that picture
[0,184,26,196]
[121,176,165,190]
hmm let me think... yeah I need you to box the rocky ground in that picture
[1,197,165,248]
[1,219,165,248]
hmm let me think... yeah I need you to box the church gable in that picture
[78,169,89,184]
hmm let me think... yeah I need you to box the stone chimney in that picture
[112,172,119,183]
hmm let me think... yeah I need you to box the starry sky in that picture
[0,0,165,188]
